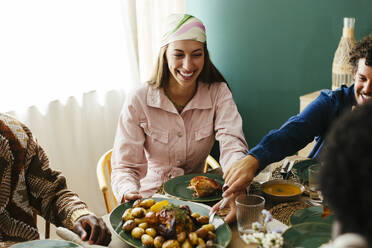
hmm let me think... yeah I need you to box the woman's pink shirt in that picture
[111,82,248,201]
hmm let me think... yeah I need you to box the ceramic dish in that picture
[10,240,81,248]
[261,179,305,203]
[163,173,224,202]
[290,206,334,225]
[109,197,232,248]
[282,222,332,248]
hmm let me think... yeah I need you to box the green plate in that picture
[163,173,224,202]
[10,240,81,248]
[291,159,319,184]
[290,206,334,225]
[283,222,332,248]
[110,197,232,248]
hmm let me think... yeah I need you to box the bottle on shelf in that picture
[331,17,356,90]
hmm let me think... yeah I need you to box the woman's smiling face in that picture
[354,58,372,105]
[165,40,204,89]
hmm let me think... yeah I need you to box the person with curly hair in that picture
[214,33,372,223]
[319,101,372,248]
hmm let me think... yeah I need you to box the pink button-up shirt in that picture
[111,82,248,201]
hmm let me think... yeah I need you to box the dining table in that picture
[100,156,307,248]
[3,155,321,248]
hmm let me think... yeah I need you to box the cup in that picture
[308,164,323,202]
[235,194,265,238]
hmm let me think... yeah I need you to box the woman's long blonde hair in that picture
[148,44,227,88]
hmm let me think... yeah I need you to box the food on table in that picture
[263,183,302,196]
[121,198,218,247]
[187,176,221,197]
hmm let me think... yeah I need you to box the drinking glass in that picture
[308,164,323,203]
[235,194,265,239]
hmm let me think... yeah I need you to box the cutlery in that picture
[280,159,296,180]
[209,184,231,224]
[56,227,106,248]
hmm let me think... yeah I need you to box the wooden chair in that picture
[96,151,219,213]
[203,155,221,173]
[33,211,50,239]
[96,149,118,214]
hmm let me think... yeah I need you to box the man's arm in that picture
[23,124,111,245]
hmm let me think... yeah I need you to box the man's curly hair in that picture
[349,33,372,72]
[320,101,372,244]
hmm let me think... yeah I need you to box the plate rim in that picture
[109,196,232,248]
[163,173,224,202]
[9,239,82,247]
[283,222,332,246]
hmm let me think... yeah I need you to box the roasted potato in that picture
[197,238,205,246]
[134,217,147,225]
[141,234,154,247]
[153,236,165,248]
[162,239,180,248]
[195,227,208,239]
[132,207,146,218]
[146,227,157,237]
[140,198,156,209]
[197,216,209,224]
[133,199,142,208]
[145,211,158,225]
[206,240,215,248]
[207,231,216,241]
[177,231,186,243]
[122,208,134,221]
[201,224,215,232]
[191,212,200,219]
[138,222,148,229]
[188,232,198,245]
[122,220,136,232]
[131,227,145,239]
[181,239,192,248]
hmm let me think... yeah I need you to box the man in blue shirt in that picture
[216,33,372,223]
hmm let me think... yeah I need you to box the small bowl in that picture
[261,179,304,203]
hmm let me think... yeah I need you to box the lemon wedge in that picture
[149,200,169,212]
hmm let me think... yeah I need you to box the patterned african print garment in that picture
[0,113,90,242]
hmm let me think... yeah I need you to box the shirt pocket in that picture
[140,122,169,144]
[194,123,214,141]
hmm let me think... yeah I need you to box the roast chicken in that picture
[188,176,221,198]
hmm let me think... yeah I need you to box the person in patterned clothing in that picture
[0,113,111,245]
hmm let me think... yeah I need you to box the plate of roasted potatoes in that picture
[109,197,231,248]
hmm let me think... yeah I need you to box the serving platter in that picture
[109,197,232,248]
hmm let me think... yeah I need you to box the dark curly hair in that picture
[349,33,372,72]
[320,101,372,245]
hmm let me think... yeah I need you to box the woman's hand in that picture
[210,191,245,224]
[73,215,111,246]
[223,155,260,198]
[122,191,142,203]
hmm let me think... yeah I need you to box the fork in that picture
[209,194,232,224]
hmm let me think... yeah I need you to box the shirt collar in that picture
[146,82,213,113]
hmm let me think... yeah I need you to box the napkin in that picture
[56,227,106,248]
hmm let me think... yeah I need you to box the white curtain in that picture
[1,0,185,218]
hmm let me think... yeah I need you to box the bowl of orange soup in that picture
[262,179,304,203]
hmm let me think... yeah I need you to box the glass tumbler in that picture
[235,194,265,238]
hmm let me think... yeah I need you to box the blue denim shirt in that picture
[249,84,356,172]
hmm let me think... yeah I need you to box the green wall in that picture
[187,0,372,148]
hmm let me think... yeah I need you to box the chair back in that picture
[203,155,221,173]
[96,149,118,213]
[33,211,50,239]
